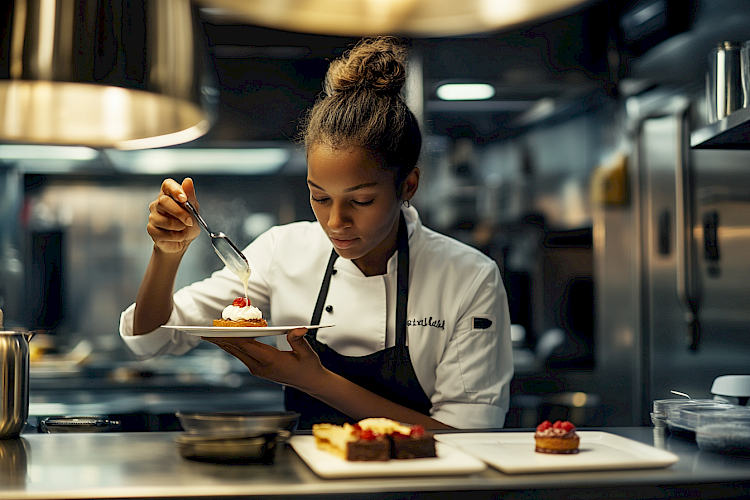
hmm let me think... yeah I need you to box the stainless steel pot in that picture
[0,438,29,487]
[0,309,34,439]
[706,41,743,123]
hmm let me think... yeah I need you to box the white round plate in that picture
[163,325,334,338]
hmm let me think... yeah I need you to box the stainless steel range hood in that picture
[198,0,594,37]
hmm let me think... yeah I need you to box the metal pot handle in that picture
[675,104,701,351]
[0,309,36,342]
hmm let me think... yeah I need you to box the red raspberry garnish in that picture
[232,297,249,307]
[410,424,425,437]
[360,429,376,441]
[560,421,576,432]
[536,420,552,432]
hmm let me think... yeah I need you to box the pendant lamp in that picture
[0,0,216,150]
[198,0,592,37]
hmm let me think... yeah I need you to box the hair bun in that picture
[325,37,408,96]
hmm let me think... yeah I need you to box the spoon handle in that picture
[183,200,212,236]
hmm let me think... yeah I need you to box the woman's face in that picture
[307,144,413,275]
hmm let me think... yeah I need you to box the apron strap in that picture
[395,211,409,346]
[308,249,339,336]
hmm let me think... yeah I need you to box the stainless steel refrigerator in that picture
[594,91,750,426]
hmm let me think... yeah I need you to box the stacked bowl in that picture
[174,411,300,463]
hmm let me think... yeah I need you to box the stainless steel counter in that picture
[1,428,749,499]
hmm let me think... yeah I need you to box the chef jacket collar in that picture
[331,206,419,278]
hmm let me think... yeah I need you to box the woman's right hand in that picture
[147,178,202,254]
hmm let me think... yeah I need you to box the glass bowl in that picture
[695,408,750,454]
[679,404,736,432]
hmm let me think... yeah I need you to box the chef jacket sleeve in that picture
[429,262,514,428]
[119,302,202,358]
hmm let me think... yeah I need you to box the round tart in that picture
[534,420,580,454]
[213,318,267,327]
[214,297,267,327]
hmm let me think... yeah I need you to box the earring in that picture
[402,200,410,208]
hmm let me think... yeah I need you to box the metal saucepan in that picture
[0,309,34,439]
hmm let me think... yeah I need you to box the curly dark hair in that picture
[299,36,422,193]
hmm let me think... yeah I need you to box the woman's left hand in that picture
[204,329,327,391]
[207,328,453,430]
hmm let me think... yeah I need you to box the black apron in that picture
[285,212,432,429]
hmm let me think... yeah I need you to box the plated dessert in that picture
[213,297,267,327]
[312,418,437,461]
[534,420,580,454]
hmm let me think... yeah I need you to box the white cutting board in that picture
[435,431,679,474]
[289,435,486,478]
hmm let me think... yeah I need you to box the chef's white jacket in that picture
[120,206,513,429]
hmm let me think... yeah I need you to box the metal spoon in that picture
[181,199,250,278]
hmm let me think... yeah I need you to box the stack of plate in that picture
[174,411,300,463]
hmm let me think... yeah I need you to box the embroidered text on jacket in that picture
[407,317,445,330]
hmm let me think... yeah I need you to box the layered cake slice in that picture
[312,422,390,461]
[311,418,436,461]
[359,418,436,459]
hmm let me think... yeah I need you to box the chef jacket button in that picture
[331,269,337,275]
[325,305,333,313]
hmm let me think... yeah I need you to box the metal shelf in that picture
[691,106,750,149]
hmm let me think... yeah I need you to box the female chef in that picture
[119,36,513,430]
